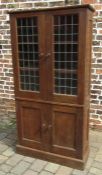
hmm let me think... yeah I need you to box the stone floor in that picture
[0,128,102,175]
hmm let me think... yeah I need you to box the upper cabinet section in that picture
[10,5,94,104]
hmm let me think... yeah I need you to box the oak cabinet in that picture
[9,4,94,169]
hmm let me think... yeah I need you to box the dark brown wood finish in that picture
[9,5,94,169]
[51,105,83,158]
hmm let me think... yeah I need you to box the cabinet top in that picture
[9,4,95,14]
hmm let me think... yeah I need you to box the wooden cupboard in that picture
[9,4,94,169]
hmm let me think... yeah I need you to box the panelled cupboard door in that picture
[51,105,83,158]
[16,101,52,151]
[16,101,43,150]
[10,13,48,100]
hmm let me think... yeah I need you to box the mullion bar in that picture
[70,15,74,94]
[58,16,61,94]
[21,19,26,90]
[20,21,24,69]
[64,16,67,94]
[31,18,36,91]
[26,18,31,91]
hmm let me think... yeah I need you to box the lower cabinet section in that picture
[16,100,89,169]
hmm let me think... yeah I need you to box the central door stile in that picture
[38,14,53,150]
[38,14,47,100]
[44,14,54,101]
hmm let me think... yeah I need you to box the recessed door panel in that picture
[53,111,76,148]
[17,101,43,150]
[21,107,41,142]
[51,105,82,158]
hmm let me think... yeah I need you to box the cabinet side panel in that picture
[83,10,93,154]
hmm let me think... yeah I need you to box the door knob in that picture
[48,124,52,129]
[46,53,51,57]
[42,123,48,132]
[39,53,44,57]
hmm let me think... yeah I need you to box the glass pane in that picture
[20,69,39,91]
[53,14,79,95]
[17,17,39,92]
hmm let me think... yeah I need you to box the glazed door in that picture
[11,13,48,100]
[53,13,79,102]
[47,9,85,104]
